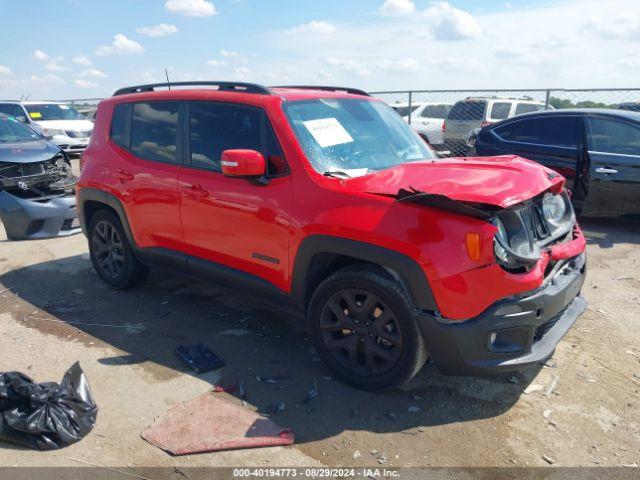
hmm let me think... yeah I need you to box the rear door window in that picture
[489,102,512,121]
[110,103,132,148]
[586,117,640,156]
[447,101,486,121]
[510,116,581,147]
[130,102,180,164]
[188,102,288,175]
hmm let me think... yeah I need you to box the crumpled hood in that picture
[344,155,564,208]
[0,140,62,164]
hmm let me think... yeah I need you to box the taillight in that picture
[480,121,492,128]
[442,120,446,133]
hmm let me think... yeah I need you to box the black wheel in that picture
[88,210,147,289]
[308,265,428,391]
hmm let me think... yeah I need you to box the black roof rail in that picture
[113,81,272,97]
[271,85,370,97]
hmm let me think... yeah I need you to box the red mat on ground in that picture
[142,391,294,455]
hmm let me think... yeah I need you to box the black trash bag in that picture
[0,362,97,450]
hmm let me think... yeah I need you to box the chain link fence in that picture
[371,88,640,158]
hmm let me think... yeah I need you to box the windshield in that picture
[283,98,435,176]
[25,103,85,121]
[0,116,41,143]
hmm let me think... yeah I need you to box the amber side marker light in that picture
[466,232,482,261]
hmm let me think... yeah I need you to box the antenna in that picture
[165,68,171,90]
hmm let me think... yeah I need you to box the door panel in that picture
[503,142,579,188]
[108,101,184,250]
[584,152,640,215]
[583,116,640,216]
[493,115,582,189]
[178,101,292,291]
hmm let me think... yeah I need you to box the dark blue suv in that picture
[472,109,640,217]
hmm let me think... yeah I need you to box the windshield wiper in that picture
[323,170,352,179]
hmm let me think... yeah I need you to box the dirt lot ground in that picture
[0,204,639,473]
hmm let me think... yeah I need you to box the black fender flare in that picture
[77,187,136,247]
[291,235,438,314]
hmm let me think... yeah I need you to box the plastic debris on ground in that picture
[175,344,225,374]
[142,390,294,455]
[0,362,97,450]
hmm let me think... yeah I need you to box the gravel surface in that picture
[0,214,638,470]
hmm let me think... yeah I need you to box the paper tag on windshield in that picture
[29,112,42,119]
[303,118,353,148]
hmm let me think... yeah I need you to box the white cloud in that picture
[618,56,640,68]
[78,68,107,78]
[137,23,178,37]
[45,62,67,72]
[286,21,336,35]
[165,0,217,17]
[376,58,422,73]
[0,65,13,76]
[95,34,144,56]
[72,56,92,66]
[207,59,227,67]
[32,50,49,61]
[74,78,99,89]
[380,0,416,17]
[233,66,252,80]
[220,49,240,57]
[29,74,64,84]
[584,12,640,40]
[424,2,482,40]
[326,57,371,77]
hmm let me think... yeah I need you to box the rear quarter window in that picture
[515,103,546,115]
[110,103,131,148]
[489,102,511,120]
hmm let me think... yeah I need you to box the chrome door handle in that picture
[595,167,618,174]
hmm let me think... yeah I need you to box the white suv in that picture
[0,101,94,157]
[443,97,548,157]
[391,102,452,149]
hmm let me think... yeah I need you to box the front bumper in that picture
[0,191,80,240]
[417,253,586,375]
[51,135,89,156]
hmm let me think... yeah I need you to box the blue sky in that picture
[0,0,637,99]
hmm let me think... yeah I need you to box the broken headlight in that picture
[492,190,575,273]
[541,192,567,227]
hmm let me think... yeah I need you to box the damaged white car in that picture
[0,114,80,240]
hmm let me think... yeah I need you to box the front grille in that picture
[65,130,91,138]
[0,162,45,178]
[534,305,570,342]
[61,218,81,231]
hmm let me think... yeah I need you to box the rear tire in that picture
[88,209,148,289]
[308,265,428,391]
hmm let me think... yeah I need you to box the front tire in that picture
[308,265,428,391]
[88,210,147,289]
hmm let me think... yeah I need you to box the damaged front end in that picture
[0,152,80,240]
[397,186,582,275]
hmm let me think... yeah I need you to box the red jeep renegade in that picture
[77,82,587,390]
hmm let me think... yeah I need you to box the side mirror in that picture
[221,150,266,178]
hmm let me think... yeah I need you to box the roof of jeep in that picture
[109,83,374,103]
